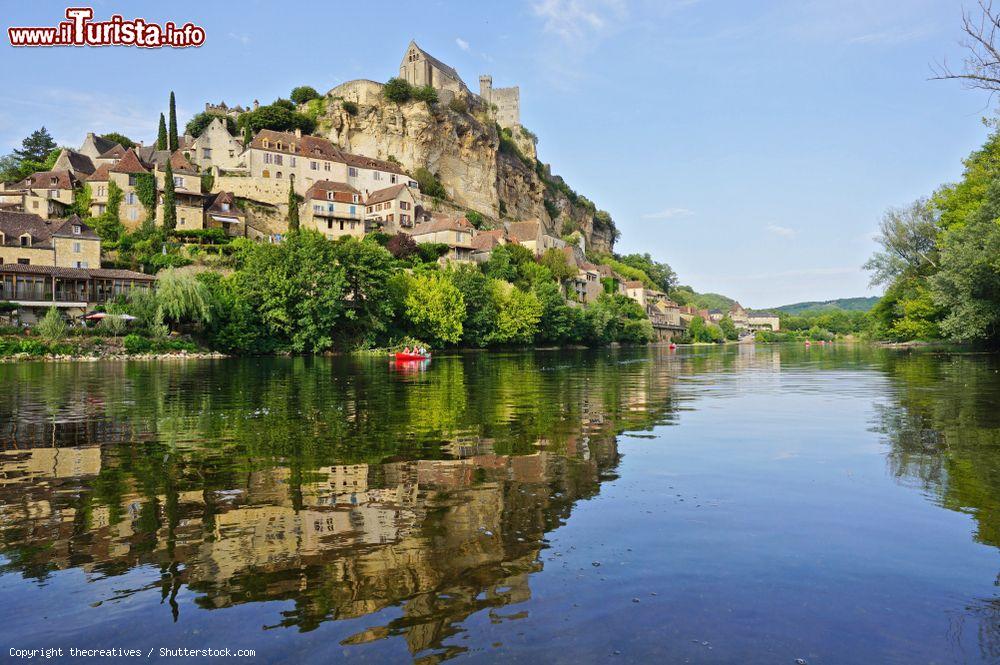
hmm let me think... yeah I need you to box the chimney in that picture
[295,128,302,138]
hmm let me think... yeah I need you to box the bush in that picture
[448,97,468,113]
[0,338,49,357]
[290,86,321,105]
[465,210,484,228]
[414,167,446,199]
[341,100,358,115]
[35,306,67,343]
[384,78,413,103]
[123,333,153,354]
[412,85,439,104]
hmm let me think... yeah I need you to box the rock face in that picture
[320,80,616,254]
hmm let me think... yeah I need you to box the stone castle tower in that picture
[479,75,520,129]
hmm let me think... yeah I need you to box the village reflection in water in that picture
[3,345,1000,662]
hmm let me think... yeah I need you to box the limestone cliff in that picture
[319,80,616,253]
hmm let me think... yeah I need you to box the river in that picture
[0,345,998,663]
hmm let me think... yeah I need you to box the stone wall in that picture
[214,175,288,206]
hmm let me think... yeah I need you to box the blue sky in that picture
[0,0,989,307]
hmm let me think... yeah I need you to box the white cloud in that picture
[765,223,797,238]
[532,0,627,41]
[642,207,693,220]
[455,37,470,51]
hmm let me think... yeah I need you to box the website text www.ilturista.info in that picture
[9,647,256,659]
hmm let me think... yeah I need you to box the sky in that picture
[0,0,991,307]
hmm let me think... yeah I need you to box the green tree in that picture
[329,237,397,343]
[412,85,439,104]
[100,132,136,150]
[35,306,66,343]
[533,279,580,345]
[155,268,214,329]
[405,272,465,346]
[616,253,677,292]
[447,264,497,347]
[13,127,56,163]
[383,77,414,103]
[719,316,738,341]
[539,247,577,283]
[73,183,92,218]
[162,162,176,232]
[185,112,238,138]
[863,199,940,287]
[489,280,542,345]
[237,103,314,135]
[157,113,168,150]
[287,178,300,231]
[290,86,321,105]
[228,231,348,352]
[413,167,446,199]
[168,91,178,150]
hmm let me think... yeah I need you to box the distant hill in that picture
[765,297,879,315]
[672,287,738,311]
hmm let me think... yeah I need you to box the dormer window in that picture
[50,177,58,185]
[352,194,359,203]
[327,192,333,201]
[19,234,31,247]
[72,225,81,235]
[276,142,283,151]
[221,202,230,212]
[262,140,270,149]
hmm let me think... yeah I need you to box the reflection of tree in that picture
[0,349,678,659]
[872,351,1000,661]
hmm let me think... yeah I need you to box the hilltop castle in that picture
[398,40,520,129]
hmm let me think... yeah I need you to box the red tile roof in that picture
[366,183,408,205]
[110,148,149,174]
[304,180,361,202]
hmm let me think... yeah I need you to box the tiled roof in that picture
[407,40,465,86]
[58,149,96,175]
[366,183,408,205]
[98,144,127,160]
[168,150,198,174]
[0,262,154,280]
[19,170,76,190]
[410,213,474,235]
[304,180,360,201]
[110,148,149,174]
[86,163,112,182]
[204,191,244,217]
[624,280,644,289]
[507,220,541,243]
[343,153,406,175]
[471,232,501,251]
[250,129,343,162]
[51,215,100,240]
[0,211,59,247]
[136,146,172,168]
[85,134,118,156]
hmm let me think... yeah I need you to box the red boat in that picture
[394,352,431,361]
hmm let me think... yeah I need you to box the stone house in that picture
[506,220,565,256]
[155,151,204,231]
[364,183,417,233]
[108,148,152,228]
[203,191,246,237]
[746,312,781,331]
[84,164,112,217]
[52,149,96,178]
[190,117,245,172]
[407,213,476,262]
[78,133,118,162]
[469,228,510,263]
[7,170,79,219]
[0,212,100,268]
[95,143,127,167]
[302,181,366,240]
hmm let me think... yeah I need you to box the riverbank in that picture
[0,334,224,362]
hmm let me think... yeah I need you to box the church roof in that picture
[407,40,464,85]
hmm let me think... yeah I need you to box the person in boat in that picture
[402,346,411,355]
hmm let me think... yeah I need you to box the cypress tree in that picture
[156,113,168,150]
[163,161,177,232]
[168,92,178,150]
[287,177,299,232]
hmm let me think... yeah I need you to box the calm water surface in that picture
[1,345,999,663]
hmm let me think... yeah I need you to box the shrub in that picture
[414,167,447,199]
[465,210,484,228]
[383,78,413,103]
[543,199,560,220]
[448,97,468,113]
[35,306,67,343]
[341,100,358,115]
[123,333,153,354]
[412,85,439,104]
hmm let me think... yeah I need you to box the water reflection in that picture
[2,346,1000,662]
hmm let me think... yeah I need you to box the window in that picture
[324,162,330,171]
[276,172,282,179]
[262,169,270,178]
[262,140,269,148]
[326,220,333,230]
[97,186,106,196]
[352,194,359,203]
[327,192,333,201]
[126,193,137,205]
[129,175,138,186]
[373,171,382,181]
[314,205,323,213]
[75,261,88,268]
[50,177,58,185]
[17,258,29,265]
[349,205,356,215]
[221,202,230,212]
[290,157,296,167]
[128,208,138,221]
[48,189,59,198]
[310,161,318,170]
[72,225,81,234]
[20,234,30,246]
[264,153,273,164]
[274,154,283,166]
[348,167,358,177]
[401,214,410,224]
[73,242,81,252]
[173,176,183,187]
[32,200,39,209]
[400,201,410,210]
[203,148,212,158]
[390,174,398,184]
